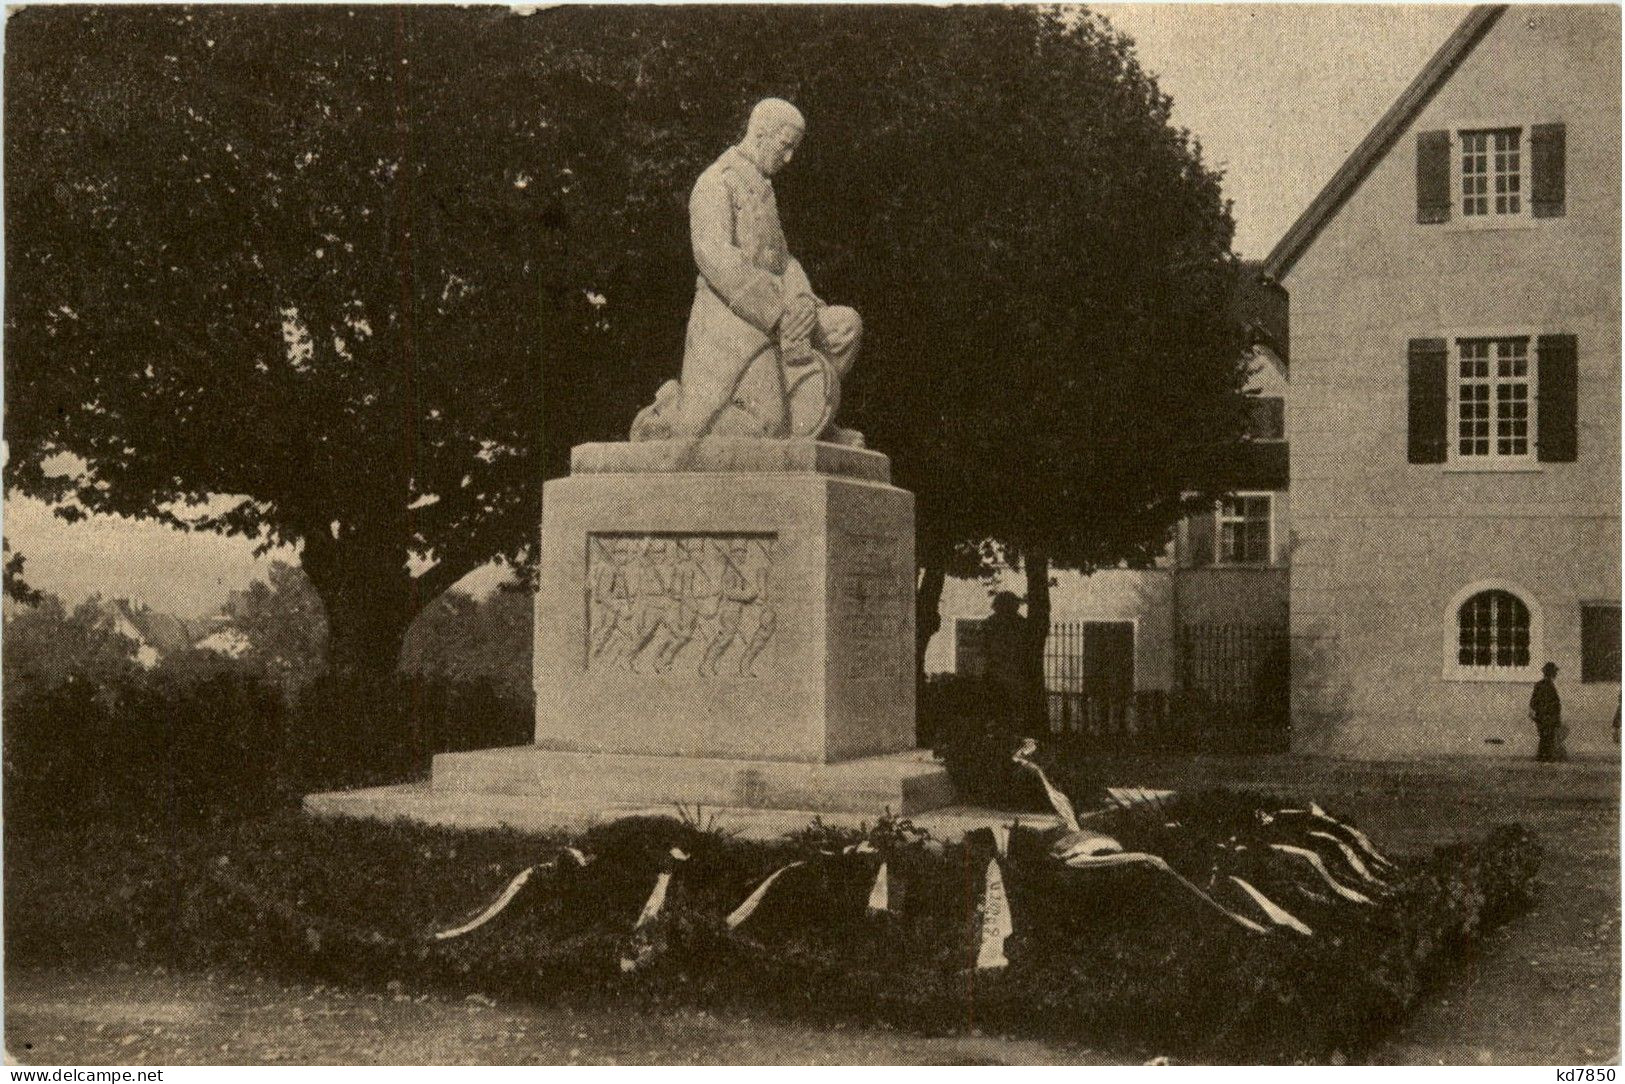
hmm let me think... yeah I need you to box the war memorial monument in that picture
[309,99,959,833]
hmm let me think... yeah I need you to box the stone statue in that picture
[631,99,864,446]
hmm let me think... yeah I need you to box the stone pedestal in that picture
[306,438,956,834]
[533,438,916,764]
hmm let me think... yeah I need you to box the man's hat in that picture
[1543,661,1560,676]
[991,590,1024,615]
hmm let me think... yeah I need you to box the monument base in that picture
[302,749,1055,842]
[430,745,952,814]
[534,439,916,764]
[304,437,975,842]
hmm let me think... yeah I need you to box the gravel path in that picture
[4,965,1104,1066]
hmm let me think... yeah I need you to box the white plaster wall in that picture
[927,566,1177,692]
[1284,5,1622,754]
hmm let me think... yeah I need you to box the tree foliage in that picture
[6,5,1246,689]
[3,541,43,607]
[219,561,329,697]
[1,592,141,701]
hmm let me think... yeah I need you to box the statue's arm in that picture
[691,171,783,335]
[783,257,817,307]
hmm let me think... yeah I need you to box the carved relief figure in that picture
[589,538,640,667]
[630,99,864,446]
[629,538,713,673]
[701,539,776,678]
[587,535,775,677]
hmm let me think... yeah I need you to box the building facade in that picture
[927,335,1291,719]
[1266,5,1622,754]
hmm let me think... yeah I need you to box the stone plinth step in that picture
[303,782,1062,844]
[570,437,891,483]
[430,747,953,816]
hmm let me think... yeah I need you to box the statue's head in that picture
[743,98,805,176]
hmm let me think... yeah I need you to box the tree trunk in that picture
[298,542,422,778]
[321,579,415,681]
[1024,548,1051,734]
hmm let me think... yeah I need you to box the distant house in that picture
[106,600,195,668]
[1263,4,1621,754]
[193,613,252,659]
[927,265,1292,729]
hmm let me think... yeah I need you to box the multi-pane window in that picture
[1457,589,1531,669]
[1246,397,1285,441]
[1460,128,1522,217]
[1456,338,1532,460]
[1217,495,1271,565]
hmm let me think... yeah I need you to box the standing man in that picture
[1529,661,1564,762]
[983,591,1035,738]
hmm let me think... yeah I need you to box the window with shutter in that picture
[1581,604,1621,684]
[1431,122,1565,226]
[1407,339,1449,463]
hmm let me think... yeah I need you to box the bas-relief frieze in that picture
[586,533,776,678]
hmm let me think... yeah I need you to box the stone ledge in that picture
[303,783,1062,843]
[429,747,952,816]
[571,438,890,483]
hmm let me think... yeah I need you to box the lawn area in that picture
[6,757,1576,1066]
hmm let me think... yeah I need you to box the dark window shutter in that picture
[1407,338,1449,463]
[1531,123,1567,218]
[1416,130,1452,223]
[1186,508,1215,567]
[1581,604,1621,683]
[1537,334,1578,461]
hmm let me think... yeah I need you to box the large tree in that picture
[6,6,1245,704]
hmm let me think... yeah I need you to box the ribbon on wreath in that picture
[620,846,690,973]
[1268,843,1374,906]
[1012,742,1269,935]
[1306,831,1388,890]
[974,825,1015,972]
[1226,874,1313,936]
[428,846,590,942]
[726,840,892,931]
[1012,739,1080,832]
[1269,802,1397,874]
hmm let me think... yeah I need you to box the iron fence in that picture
[1036,620,1290,752]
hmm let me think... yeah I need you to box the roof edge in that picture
[1262,5,1509,281]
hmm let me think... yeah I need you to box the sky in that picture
[2,4,1475,619]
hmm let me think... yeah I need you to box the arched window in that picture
[1457,589,1531,669]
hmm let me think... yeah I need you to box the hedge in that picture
[6,793,1540,1064]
